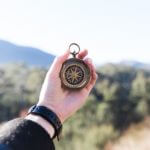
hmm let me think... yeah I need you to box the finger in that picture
[87,69,98,91]
[56,49,70,64]
[84,57,93,65]
[84,60,98,91]
[77,49,88,59]
[47,49,70,76]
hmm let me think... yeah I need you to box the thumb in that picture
[48,49,70,76]
[56,49,70,65]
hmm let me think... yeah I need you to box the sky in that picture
[0,0,150,64]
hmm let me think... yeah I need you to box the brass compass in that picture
[60,43,91,89]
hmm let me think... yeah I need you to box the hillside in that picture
[0,40,55,67]
[105,117,150,150]
[0,63,150,149]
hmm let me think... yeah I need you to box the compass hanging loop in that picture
[69,43,80,58]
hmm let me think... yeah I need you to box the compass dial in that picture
[60,58,91,89]
[65,65,84,85]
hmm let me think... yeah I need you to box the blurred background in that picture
[0,0,150,149]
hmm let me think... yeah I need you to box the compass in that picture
[60,43,91,89]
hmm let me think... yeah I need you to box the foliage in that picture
[105,117,150,150]
[0,63,150,150]
[0,64,46,121]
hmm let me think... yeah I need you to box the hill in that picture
[0,40,55,67]
[1,63,150,149]
[120,60,150,70]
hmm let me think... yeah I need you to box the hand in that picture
[37,49,97,123]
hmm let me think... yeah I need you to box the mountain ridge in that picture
[119,60,150,70]
[0,39,150,69]
[0,40,55,67]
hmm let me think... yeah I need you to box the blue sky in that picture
[0,0,150,64]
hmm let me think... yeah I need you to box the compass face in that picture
[65,65,84,85]
[60,58,91,89]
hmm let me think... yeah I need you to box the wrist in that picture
[37,102,64,123]
[27,105,63,140]
[25,114,55,138]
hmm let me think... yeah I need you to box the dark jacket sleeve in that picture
[0,118,55,150]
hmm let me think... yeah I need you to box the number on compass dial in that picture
[65,65,84,85]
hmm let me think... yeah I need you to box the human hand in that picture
[37,49,97,123]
